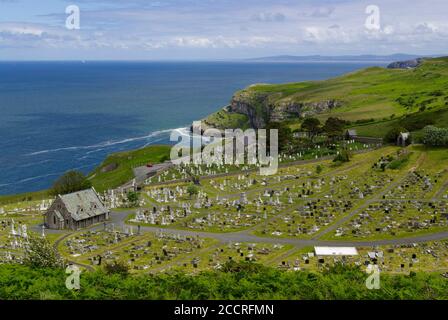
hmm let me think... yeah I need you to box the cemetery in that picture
[327,199,448,240]
[59,228,217,272]
[275,241,448,274]
[0,144,447,276]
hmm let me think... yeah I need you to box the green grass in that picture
[203,109,250,129]
[88,145,172,193]
[0,190,49,205]
[204,57,448,132]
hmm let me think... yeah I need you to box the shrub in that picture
[103,260,130,276]
[422,126,448,146]
[23,235,65,269]
[333,149,350,163]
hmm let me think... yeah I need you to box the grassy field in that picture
[204,57,448,136]
[87,145,171,193]
[0,190,49,206]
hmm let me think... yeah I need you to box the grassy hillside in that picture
[205,57,448,136]
[88,145,171,193]
[0,190,49,206]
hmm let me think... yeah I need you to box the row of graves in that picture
[143,141,375,186]
[63,228,212,272]
[145,162,250,185]
[321,171,395,200]
[145,185,189,204]
[277,242,448,274]
[257,199,355,238]
[384,169,448,200]
[132,191,284,232]
[331,200,448,239]
[0,199,51,216]
[202,165,321,197]
[100,188,147,209]
[165,242,292,274]
[117,231,209,272]
[0,219,29,265]
[62,226,138,259]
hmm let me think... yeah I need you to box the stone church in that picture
[45,188,109,230]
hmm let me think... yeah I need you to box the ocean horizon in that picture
[0,61,387,195]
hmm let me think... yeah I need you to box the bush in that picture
[333,149,350,163]
[23,235,65,269]
[422,126,448,146]
[388,152,411,170]
[103,260,130,276]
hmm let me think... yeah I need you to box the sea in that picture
[0,61,387,195]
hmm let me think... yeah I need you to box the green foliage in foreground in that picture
[0,262,447,300]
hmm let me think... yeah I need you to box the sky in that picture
[0,0,447,60]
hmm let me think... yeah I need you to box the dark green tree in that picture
[265,121,293,153]
[301,117,321,140]
[384,126,407,143]
[187,184,199,199]
[50,170,92,196]
[127,191,140,207]
[323,117,346,141]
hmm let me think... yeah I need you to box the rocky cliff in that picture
[387,58,424,69]
[205,85,342,129]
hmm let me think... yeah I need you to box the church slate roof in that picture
[58,188,108,221]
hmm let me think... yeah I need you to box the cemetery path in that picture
[116,210,448,247]
[53,232,95,272]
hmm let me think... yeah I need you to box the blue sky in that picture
[0,0,447,60]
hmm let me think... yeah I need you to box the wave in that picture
[17,159,53,168]
[14,164,96,185]
[26,127,184,156]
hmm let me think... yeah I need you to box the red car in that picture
[146,163,154,168]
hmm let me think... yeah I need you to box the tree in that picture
[323,117,346,141]
[301,118,321,140]
[265,121,293,153]
[127,191,139,207]
[187,184,199,199]
[23,235,65,269]
[384,126,407,143]
[50,170,92,196]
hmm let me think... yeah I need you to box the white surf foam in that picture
[26,127,183,156]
